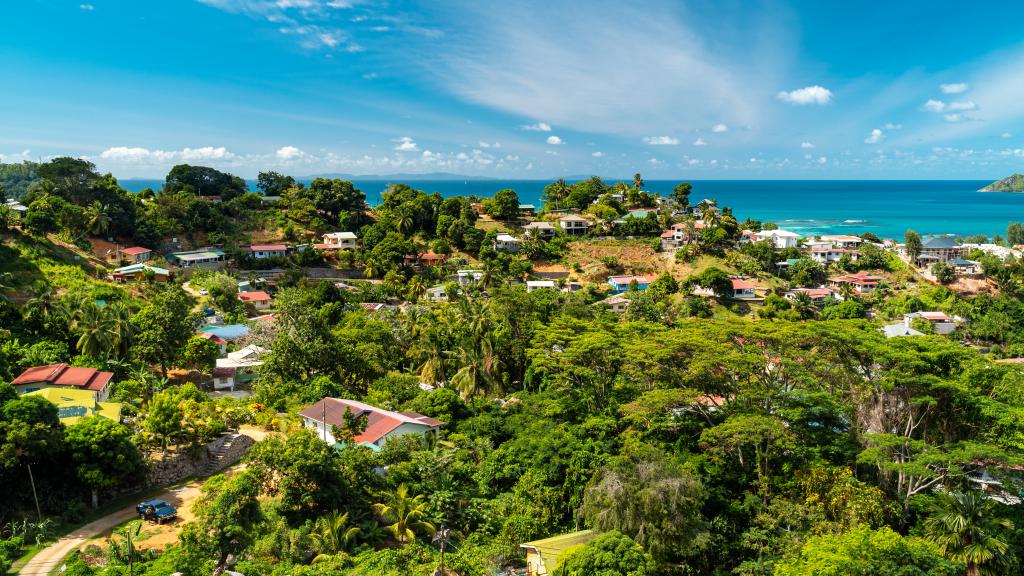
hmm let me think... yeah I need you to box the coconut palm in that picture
[412,331,447,386]
[406,275,426,301]
[72,300,119,358]
[449,336,499,399]
[107,301,136,358]
[309,510,360,560]
[397,210,415,236]
[84,201,112,237]
[925,491,1013,576]
[791,292,817,319]
[373,484,435,545]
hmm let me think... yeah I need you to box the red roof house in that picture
[238,291,273,310]
[11,364,114,401]
[299,398,445,448]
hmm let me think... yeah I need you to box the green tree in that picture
[373,483,436,545]
[144,391,183,453]
[932,262,955,284]
[553,531,656,576]
[925,491,1013,576]
[65,418,144,508]
[71,300,118,358]
[671,182,693,209]
[775,526,959,576]
[165,164,247,200]
[182,337,221,373]
[696,266,733,298]
[131,287,200,377]
[181,469,263,574]
[257,171,297,196]
[905,229,923,264]
[487,189,520,221]
[309,510,360,560]
[1007,222,1024,246]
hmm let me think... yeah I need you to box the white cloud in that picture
[944,113,965,123]
[883,122,902,130]
[1002,132,1013,139]
[940,82,968,94]
[864,128,884,144]
[477,141,501,148]
[79,3,94,10]
[648,158,662,165]
[545,135,563,145]
[923,99,977,113]
[817,156,828,164]
[643,135,679,145]
[692,137,707,146]
[98,146,235,162]
[521,122,552,132]
[800,141,815,149]
[394,136,418,151]
[776,85,833,106]
[923,99,946,112]
[591,151,604,157]
[711,123,729,133]
[275,145,305,159]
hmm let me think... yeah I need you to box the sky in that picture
[3,0,1024,180]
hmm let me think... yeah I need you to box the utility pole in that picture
[27,463,42,521]
[322,399,327,442]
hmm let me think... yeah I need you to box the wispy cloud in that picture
[393,136,418,151]
[643,136,679,145]
[591,151,604,157]
[693,137,707,146]
[520,122,551,132]
[864,128,884,144]
[711,123,728,133]
[776,85,832,105]
[545,135,563,145]
[800,141,815,148]
[940,82,968,94]
[79,3,95,10]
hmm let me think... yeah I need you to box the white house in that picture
[299,397,445,449]
[213,344,267,390]
[522,221,556,238]
[245,244,288,259]
[819,235,864,250]
[495,233,522,252]
[321,232,358,250]
[598,294,630,313]
[238,291,273,311]
[754,229,800,249]
[731,277,757,299]
[526,280,556,292]
[559,215,590,235]
[784,288,837,305]
[904,311,959,335]
[425,285,448,302]
[456,269,484,285]
[809,247,859,264]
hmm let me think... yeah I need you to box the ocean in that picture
[118,178,1024,239]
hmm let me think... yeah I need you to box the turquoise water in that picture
[119,178,1024,239]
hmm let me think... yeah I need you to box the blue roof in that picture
[921,235,959,249]
[198,324,250,340]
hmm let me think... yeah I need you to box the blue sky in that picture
[3,0,1024,179]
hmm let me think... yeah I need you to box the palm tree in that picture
[72,300,119,358]
[107,301,135,358]
[450,336,499,399]
[925,491,1013,576]
[406,276,426,301]
[85,201,112,237]
[373,484,435,545]
[412,332,447,386]
[791,292,816,319]
[632,172,644,191]
[397,210,415,236]
[309,510,360,560]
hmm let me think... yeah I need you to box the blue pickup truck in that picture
[136,499,178,524]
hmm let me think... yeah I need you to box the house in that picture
[904,311,959,335]
[960,243,1021,260]
[692,199,719,218]
[238,291,273,311]
[754,229,800,249]
[559,215,590,235]
[495,233,523,253]
[319,232,358,250]
[948,258,982,276]
[737,229,759,245]
[111,264,170,283]
[117,246,152,264]
[519,204,536,217]
[521,530,597,576]
[809,247,859,265]
[244,244,288,259]
[425,285,448,302]
[25,388,121,425]
[522,221,556,238]
[663,221,707,247]
[608,275,652,294]
[11,364,114,402]
[360,302,387,313]
[197,331,228,354]
[828,271,882,294]
[526,280,556,292]
[404,252,447,266]
[819,235,864,250]
[881,323,925,338]
[4,198,28,218]
[785,288,837,305]
[197,324,251,341]
[168,248,226,269]
[914,235,961,265]
[803,239,835,252]
[456,269,484,285]
[299,397,445,449]
[731,277,757,299]
[598,294,630,313]
[212,344,267,390]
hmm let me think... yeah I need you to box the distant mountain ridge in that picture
[979,173,1024,192]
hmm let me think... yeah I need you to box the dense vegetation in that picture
[5,159,1024,575]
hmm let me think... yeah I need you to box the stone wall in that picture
[144,432,254,487]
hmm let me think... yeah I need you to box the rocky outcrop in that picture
[979,174,1024,192]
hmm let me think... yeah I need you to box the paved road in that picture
[17,481,204,576]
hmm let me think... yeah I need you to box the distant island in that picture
[979,173,1024,192]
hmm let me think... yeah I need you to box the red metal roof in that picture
[10,364,113,392]
[198,332,228,344]
[919,311,951,321]
[299,398,445,445]
[119,246,152,255]
[731,278,755,290]
[239,291,272,302]
[248,244,287,251]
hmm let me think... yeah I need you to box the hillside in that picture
[979,173,1024,192]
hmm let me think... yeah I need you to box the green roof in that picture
[521,530,596,573]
